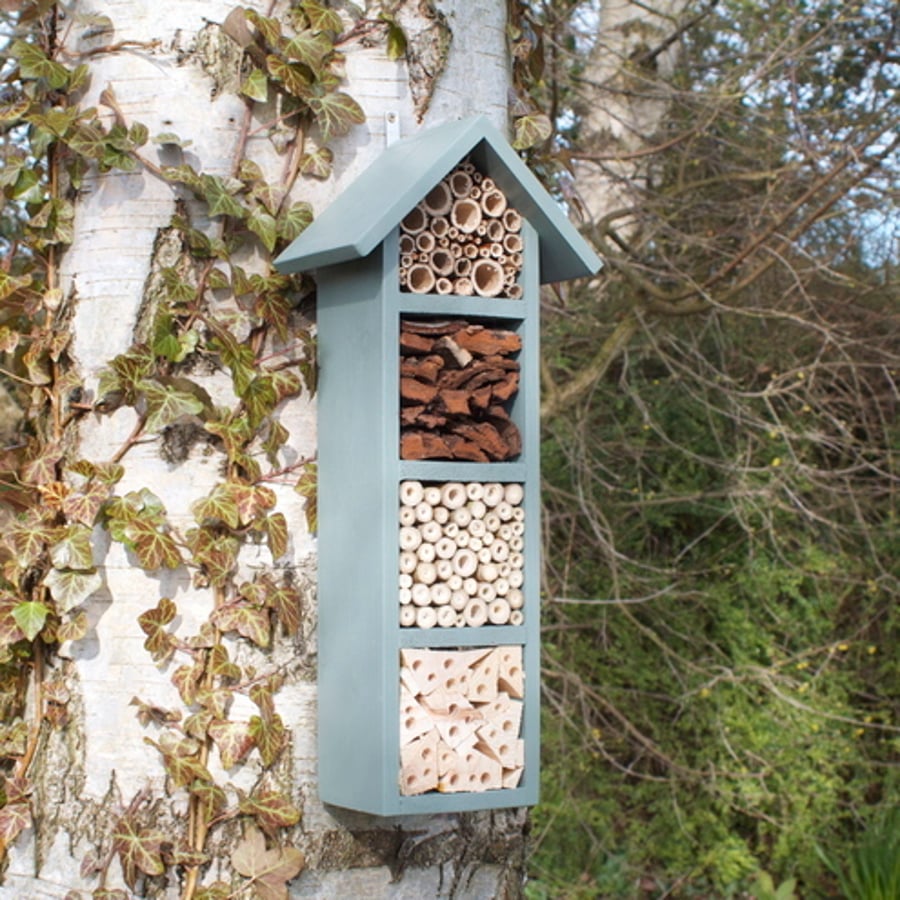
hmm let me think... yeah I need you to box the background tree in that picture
[514,0,899,895]
[0,1,529,897]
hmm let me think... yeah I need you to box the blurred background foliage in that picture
[513,0,898,895]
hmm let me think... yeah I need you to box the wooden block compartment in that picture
[400,316,523,462]
[399,646,525,796]
[398,480,526,629]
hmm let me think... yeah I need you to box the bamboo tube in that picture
[430,213,450,237]
[507,283,524,300]
[435,536,457,559]
[469,186,482,200]
[461,160,476,174]
[478,582,497,603]
[447,225,459,240]
[481,530,494,545]
[509,251,523,269]
[481,188,507,218]
[452,506,472,528]
[507,588,524,608]
[502,208,522,232]
[441,482,466,509]
[399,505,416,526]
[471,259,505,297]
[407,264,435,294]
[415,231,436,253]
[411,583,431,607]
[416,542,435,563]
[435,558,453,581]
[468,536,483,553]
[415,561,437,585]
[478,562,498,583]
[401,481,425,506]
[463,577,478,596]
[496,501,513,521]
[430,582,451,606]
[399,550,417,574]
[453,277,473,296]
[504,483,524,505]
[451,198,482,233]
[435,277,453,294]
[478,245,492,258]
[416,606,437,629]
[449,243,463,258]
[423,485,441,505]
[447,573,463,591]
[436,605,456,628]
[444,522,459,539]
[400,605,416,627]
[401,204,428,234]
[489,243,504,258]
[503,233,523,253]
[451,590,469,611]
[399,585,412,603]
[494,577,509,596]
[420,520,441,543]
[399,233,416,254]
[490,539,509,562]
[399,572,413,589]
[463,243,478,259]
[454,257,472,276]
[454,530,469,548]
[487,219,504,241]
[512,507,525,523]
[400,526,422,551]
[471,170,483,183]
[509,610,524,626]
[463,598,488,627]
[481,177,495,192]
[477,547,492,565]
[508,570,524,590]
[414,501,433,523]
[483,483,504,507]
[423,180,453,217]
[468,517,486,538]
[509,536,524,552]
[487,598,511,625]
[450,170,473,197]
[466,482,485,501]
[433,505,449,525]
[452,548,478,577]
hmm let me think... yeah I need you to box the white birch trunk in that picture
[2,2,526,897]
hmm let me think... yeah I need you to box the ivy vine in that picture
[0,2,377,896]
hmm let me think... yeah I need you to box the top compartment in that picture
[399,158,524,301]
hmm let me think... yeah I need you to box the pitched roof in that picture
[273,115,600,284]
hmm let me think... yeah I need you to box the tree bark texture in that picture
[2,2,526,897]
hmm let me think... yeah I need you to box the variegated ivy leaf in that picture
[248,206,278,252]
[307,89,365,143]
[276,200,314,243]
[208,719,255,769]
[11,39,71,89]
[43,567,102,613]
[298,146,333,180]
[284,30,332,71]
[12,601,48,642]
[265,55,311,97]
[301,0,343,35]
[138,379,206,433]
[188,781,227,824]
[201,173,247,219]
[512,112,552,150]
[137,597,178,663]
[212,602,271,648]
[192,483,241,529]
[238,789,301,835]
[112,816,166,888]
[249,710,287,768]
[50,523,95,571]
[246,9,285,49]
[115,516,183,571]
[242,375,278,429]
[268,582,302,636]
[241,68,269,102]
[266,513,289,561]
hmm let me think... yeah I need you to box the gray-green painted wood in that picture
[274,115,601,284]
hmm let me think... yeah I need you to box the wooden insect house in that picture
[274,115,600,815]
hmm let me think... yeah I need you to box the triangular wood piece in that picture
[466,647,500,703]
[399,728,440,796]
[497,645,524,698]
[400,687,436,746]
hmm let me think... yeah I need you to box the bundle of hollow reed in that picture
[399,159,524,300]
[399,646,525,795]
[398,480,526,630]
[400,318,521,462]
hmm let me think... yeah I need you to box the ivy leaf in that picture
[138,597,177,663]
[11,39,70,89]
[301,0,343,35]
[253,292,291,338]
[246,10,285,49]
[57,610,88,643]
[192,483,241,529]
[187,528,239,588]
[231,825,305,900]
[276,200,313,244]
[294,463,317,535]
[268,582,301,636]
[12,601,49,642]
[307,90,365,143]
[284,30,332,72]
[112,817,166,888]
[61,481,112,526]
[153,131,192,149]
[212,602,271,648]
[243,376,278,429]
[248,207,278,253]
[139,380,206,432]
[43,567,102,613]
[298,146,333,179]
[265,513,288,561]
[238,790,301,835]
[0,797,31,847]
[200,174,247,219]
[0,96,30,124]
[189,780,227,823]
[116,517,182,571]
[382,17,407,61]
[265,55,311,98]
[50,523,95,571]
[512,112,552,150]
[208,719,255,769]
[242,68,269,103]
